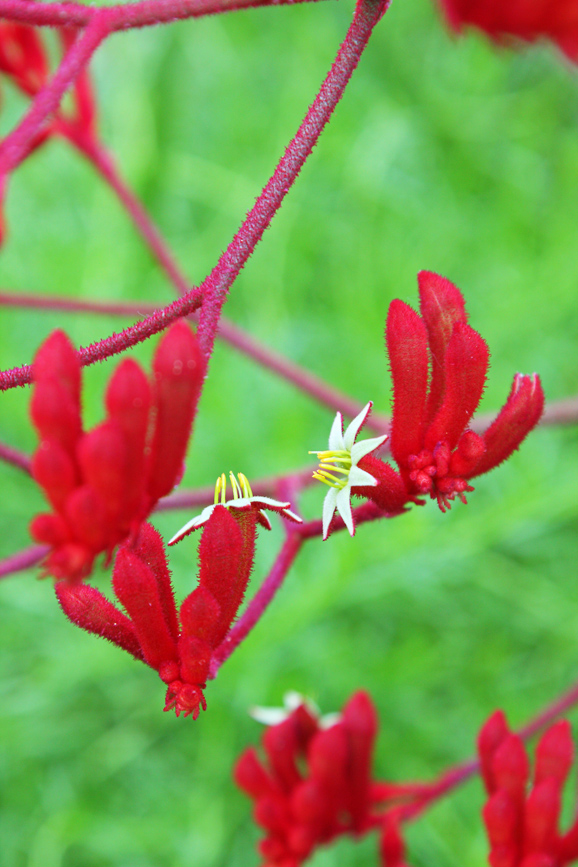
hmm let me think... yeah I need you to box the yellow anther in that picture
[238,472,253,498]
[229,471,242,500]
[214,472,227,505]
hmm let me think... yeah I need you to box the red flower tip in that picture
[437,0,578,63]
[30,324,204,581]
[386,274,543,512]
[478,712,578,866]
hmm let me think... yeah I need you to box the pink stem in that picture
[195,0,391,361]
[63,120,392,425]
[209,531,303,675]
[0,286,203,390]
[0,441,32,474]
[0,545,48,579]
[0,19,107,176]
[380,674,578,824]
[3,288,577,430]
[0,0,327,30]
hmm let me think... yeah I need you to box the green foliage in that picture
[1,0,577,864]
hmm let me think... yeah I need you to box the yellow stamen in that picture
[310,448,352,490]
[214,471,253,504]
[238,472,253,498]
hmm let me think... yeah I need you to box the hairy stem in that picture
[0,0,328,30]
[195,0,391,360]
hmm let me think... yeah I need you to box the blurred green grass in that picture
[1,0,577,864]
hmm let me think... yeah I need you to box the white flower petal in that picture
[249,497,291,509]
[335,485,355,536]
[343,401,372,450]
[250,706,290,726]
[350,433,388,464]
[349,466,378,488]
[322,486,339,540]
[168,505,216,545]
[281,508,303,524]
[327,412,345,451]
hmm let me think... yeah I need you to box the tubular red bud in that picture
[386,299,429,468]
[147,322,205,502]
[113,548,178,670]
[56,582,143,660]
[478,709,510,794]
[534,720,573,787]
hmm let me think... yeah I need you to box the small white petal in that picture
[327,412,345,451]
[281,508,303,524]
[343,401,373,451]
[322,486,339,540]
[250,706,290,726]
[249,497,291,509]
[350,433,388,464]
[349,466,378,488]
[335,485,355,536]
[168,505,216,545]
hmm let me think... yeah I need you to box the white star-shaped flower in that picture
[168,471,302,546]
[310,401,387,540]
[250,691,340,729]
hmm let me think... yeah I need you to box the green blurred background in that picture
[1,0,577,863]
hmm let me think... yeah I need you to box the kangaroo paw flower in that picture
[387,271,544,512]
[57,512,256,719]
[30,323,205,581]
[310,402,388,539]
[168,471,301,546]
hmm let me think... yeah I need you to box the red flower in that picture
[56,511,254,719]
[479,710,578,866]
[30,322,204,581]
[383,271,544,512]
[438,0,578,62]
[234,691,379,866]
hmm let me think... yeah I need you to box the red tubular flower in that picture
[56,511,254,718]
[234,691,380,865]
[385,271,544,512]
[478,710,578,866]
[438,0,578,62]
[29,322,204,581]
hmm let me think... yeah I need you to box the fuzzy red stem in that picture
[209,531,302,675]
[0,0,328,30]
[0,440,31,474]
[0,286,391,426]
[195,0,391,360]
[0,544,48,579]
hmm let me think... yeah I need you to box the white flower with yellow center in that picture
[310,401,387,540]
[168,471,302,546]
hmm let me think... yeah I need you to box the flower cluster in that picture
[312,272,544,537]
[30,323,204,581]
[234,691,381,866]
[438,0,578,62]
[479,710,578,866]
[57,512,252,719]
